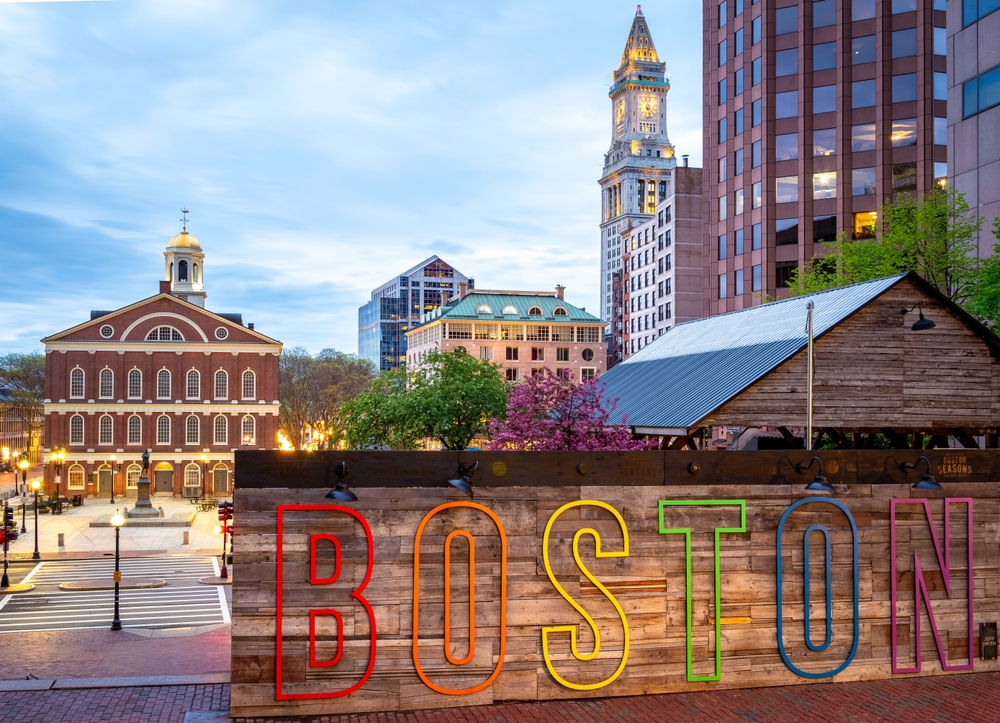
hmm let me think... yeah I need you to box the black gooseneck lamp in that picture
[447,461,479,499]
[326,462,358,502]
[901,304,936,331]
[901,455,942,490]
[797,456,834,492]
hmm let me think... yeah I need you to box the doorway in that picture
[213,466,229,495]
[98,468,113,497]
[154,463,173,494]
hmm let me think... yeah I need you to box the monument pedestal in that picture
[127,475,160,518]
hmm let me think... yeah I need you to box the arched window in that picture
[178,260,189,281]
[476,304,493,314]
[99,414,114,445]
[214,370,228,399]
[553,306,569,316]
[126,464,141,489]
[146,326,184,341]
[241,415,256,445]
[128,369,142,399]
[69,415,84,445]
[242,370,256,400]
[157,369,171,399]
[502,305,518,315]
[528,306,543,316]
[186,415,200,445]
[212,463,229,494]
[193,264,199,282]
[127,415,142,445]
[67,464,85,490]
[99,368,113,398]
[186,369,200,399]
[70,368,85,398]
[214,415,228,445]
[184,463,201,489]
[156,415,171,445]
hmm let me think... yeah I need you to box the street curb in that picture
[0,673,229,691]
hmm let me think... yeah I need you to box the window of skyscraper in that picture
[735,228,745,254]
[964,0,1000,27]
[852,35,876,64]
[853,211,877,239]
[775,133,798,161]
[735,269,745,295]
[814,128,836,156]
[892,163,918,195]
[813,0,835,27]
[934,27,946,56]
[813,171,837,199]
[934,72,947,101]
[752,264,762,291]
[853,0,876,20]
[735,147,745,174]
[719,0,727,26]
[753,98,762,125]
[752,15,761,44]
[934,162,948,189]
[719,39,727,66]
[851,123,876,151]
[891,118,917,147]
[852,167,877,196]
[776,219,799,245]
[735,28,744,54]
[892,0,917,12]
[964,65,1000,117]
[735,108,744,134]
[814,42,836,70]
[776,6,797,33]
[892,74,918,102]
[814,85,836,113]
[719,78,727,104]
[776,262,797,289]
[752,140,762,167]
[735,68,744,95]
[752,57,761,85]
[719,155,728,180]
[814,215,837,243]
[776,48,798,76]
[776,91,798,118]
[852,79,876,108]
[719,234,728,260]
[719,117,727,142]
[752,224,762,250]
[719,194,728,220]
[776,177,798,204]
[719,273,727,299]
[934,116,946,145]
[752,181,762,208]
[735,189,745,215]
[892,29,917,58]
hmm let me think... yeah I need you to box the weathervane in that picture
[180,208,189,232]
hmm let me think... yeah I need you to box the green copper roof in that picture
[609,78,670,96]
[413,292,605,329]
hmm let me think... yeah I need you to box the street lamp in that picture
[241,433,252,449]
[200,453,208,502]
[30,479,41,560]
[52,449,65,515]
[18,457,29,533]
[110,510,124,630]
[108,454,121,504]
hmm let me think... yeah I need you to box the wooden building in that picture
[599,272,1000,450]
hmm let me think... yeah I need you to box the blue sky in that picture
[0,0,703,356]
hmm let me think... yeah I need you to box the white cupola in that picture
[163,209,207,307]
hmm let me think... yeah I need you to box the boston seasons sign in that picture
[268,452,980,702]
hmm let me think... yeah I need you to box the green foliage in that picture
[0,352,46,453]
[340,349,508,451]
[787,189,982,303]
[966,218,1000,330]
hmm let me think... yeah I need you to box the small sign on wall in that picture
[981,622,998,661]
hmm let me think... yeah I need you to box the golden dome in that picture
[167,229,201,249]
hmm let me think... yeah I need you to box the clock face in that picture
[639,96,657,118]
[615,100,625,124]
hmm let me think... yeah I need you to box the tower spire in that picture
[180,208,189,233]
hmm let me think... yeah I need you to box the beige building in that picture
[406,286,606,383]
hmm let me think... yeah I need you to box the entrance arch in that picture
[153,461,174,495]
[97,464,113,498]
[212,463,230,495]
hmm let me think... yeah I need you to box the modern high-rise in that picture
[704,0,948,315]
[948,0,1000,255]
[599,7,678,323]
[358,256,473,371]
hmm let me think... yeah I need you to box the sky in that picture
[0,0,703,356]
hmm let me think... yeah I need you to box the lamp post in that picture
[11,451,19,491]
[108,454,121,504]
[805,301,814,451]
[18,457,29,533]
[110,510,124,630]
[30,479,40,560]
[200,453,208,503]
[52,449,65,515]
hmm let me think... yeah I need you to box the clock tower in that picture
[598,6,675,322]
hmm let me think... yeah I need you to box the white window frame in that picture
[241,415,256,445]
[186,369,200,400]
[67,464,86,490]
[98,414,114,445]
[70,368,85,399]
[127,415,142,445]
[242,370,256,400]
[581,367,597,382]
[214,370,228,400]
[128,369,142,399]
[69,414,84,445]
[126,464,141,489]
[184,463,201,488]
[157,369,171,399]
[214,415,228,445]
[186,415,200,445]
[99,368,114,399]
[156,415,171,445]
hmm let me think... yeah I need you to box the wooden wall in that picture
[231,450,1000,718]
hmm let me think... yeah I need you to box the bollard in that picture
[158,506,165,518]
[58,533,65,547]
[182,531,189,545]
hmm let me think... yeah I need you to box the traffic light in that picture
[217,500,233,522]
[3,506,12,529]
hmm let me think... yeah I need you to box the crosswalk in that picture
[0,556,229,633]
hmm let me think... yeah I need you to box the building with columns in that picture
[39,222,282,500]
[599,6,678,323]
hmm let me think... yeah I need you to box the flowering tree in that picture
[486,370,649,451]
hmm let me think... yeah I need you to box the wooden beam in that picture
[667,435,690,451]
[950,428,981,449]
[926,434,950,449]
[880,428,909,449]
[987,429,999,449]
[777,427,804,449]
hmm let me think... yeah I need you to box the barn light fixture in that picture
[797,456,834,492]
[901,455,941,490]
[448,461,479,499]
[326,461,358,502]
[901,305,936,331]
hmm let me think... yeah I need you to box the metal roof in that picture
[600,274,907,432]
[411,292,605,330]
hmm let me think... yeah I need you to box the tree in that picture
[485,369,648,451]
[788,188,982,303]
[966,217,1000,330]
[278,347,317,450]
[0,353,46,455]
[340,349,508,450]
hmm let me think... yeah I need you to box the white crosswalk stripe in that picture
[0,556,229,633]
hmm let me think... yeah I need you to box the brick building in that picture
[40,223,282,499]
[405,286,606,383]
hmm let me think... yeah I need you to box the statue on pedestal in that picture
[128,448,160,518]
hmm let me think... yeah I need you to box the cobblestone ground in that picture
[4,671,1000,723]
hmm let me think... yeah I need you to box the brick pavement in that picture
[3,671,1000,723]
